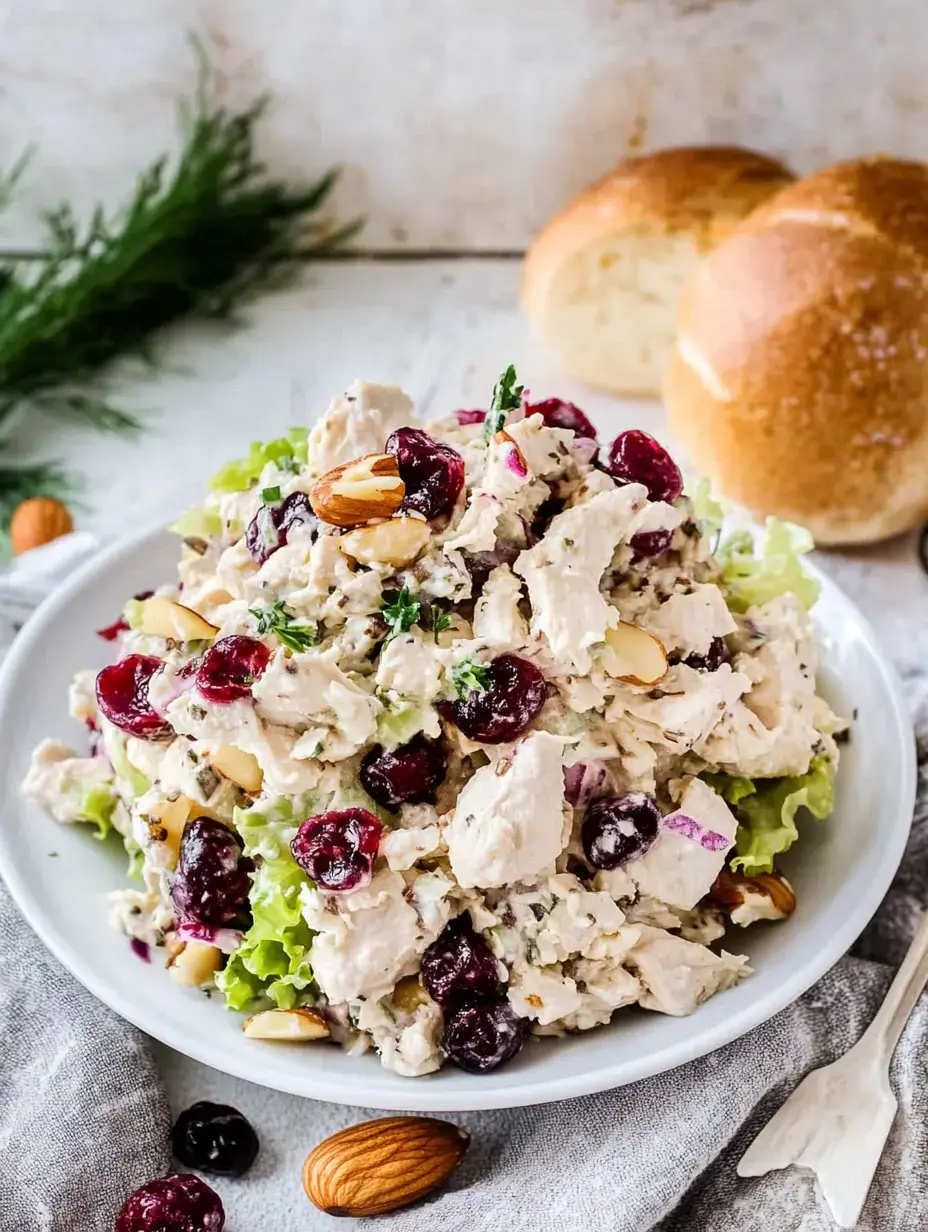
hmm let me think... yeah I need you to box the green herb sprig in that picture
[250,601,320,654]
[0,51,359,530]
[484,363,524,440]
[430,605,452,642]
[381,587,421,641]
[450,658,491,698]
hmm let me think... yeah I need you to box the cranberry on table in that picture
[454,409,486,425]
[629,529,673,562]
[442,653,547,744]
[524,397,597,440]
[172,1101,259,1178]
[114,1174,224,1232]
[290,808,382,892]
[170,818,252,927]
[606,430,683,504]
[96,654,172,740]
[443,1001,527,1074]
[581,793,661,869]
[421,915,502,1009]
[385,426,465,520]
[685,636,732,673]
[245,491,318,565]
[359,735,447,808]
[195,636,271,703]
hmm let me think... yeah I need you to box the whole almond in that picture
[710,867,797,918]
[10,497,74,555]
[303,1116,469,1217]
[310,453,404,527]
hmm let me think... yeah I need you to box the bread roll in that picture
[665,156,928,545]
[522,146,794,397]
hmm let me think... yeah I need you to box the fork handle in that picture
[857,908,928,1065]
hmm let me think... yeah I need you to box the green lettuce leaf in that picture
[169,505,224,540]
[717,518,820,613]
[124,833,145,882]
[687,475,726,539]
[216,794,319,1012]
[102,725,151,798]
[209,428,309,494]
[376,702,433,748]
[706,754,836,875]
[75,782,117,840]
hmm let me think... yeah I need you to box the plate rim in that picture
[0,524,917,1111]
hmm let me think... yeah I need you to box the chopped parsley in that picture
[484,362,524,440]
[261,485,282,503]
[381,587,421,641]
[249,600,319,653]
[450,658,491,698]
[430,605,452,642]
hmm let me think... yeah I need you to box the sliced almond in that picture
[339,516,431,567]
[243,1007,331,1041]
[303,1116,470,1217]
[209,744,263,793]
[163,931,186,965]
[310,453,405,527]
[145,794,194,860]
[710,867,797,920]
[140,595,219,642]
[167,940,223,987]
[603,622,669,686]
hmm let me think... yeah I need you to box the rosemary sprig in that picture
[0,54,359,527]
[0,460,75,529]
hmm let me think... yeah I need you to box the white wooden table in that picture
[16,258,920,1230]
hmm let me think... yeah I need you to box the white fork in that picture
[738,909,928,1228]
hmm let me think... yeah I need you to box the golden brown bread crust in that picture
[666,156,928,544]
[523,146,795,311]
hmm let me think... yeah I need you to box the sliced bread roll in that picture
[665,156,928,545]
[522,146,794,398]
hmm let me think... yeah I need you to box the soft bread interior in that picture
[535,229,703,398]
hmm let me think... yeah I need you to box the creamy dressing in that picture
[23,378,841,1077]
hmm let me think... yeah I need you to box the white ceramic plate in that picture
[0,527,916,1111]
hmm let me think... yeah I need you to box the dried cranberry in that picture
[114,1174,224,1232]
[359,735,446,808]
[581,793,661,869]
[443,1001,527,1073]
[172,1102,259,1178]
[629,529,673,562]
[421,915,502,1009]
[685,636,732,673]
[454,409,486,425]
[442,653,546,744]
[245,492,318,565]
[386,427,465,521]
[97,616,129,642]
[291,808,382,892]
[525,397,597,439]
[195,636,271,704]
[96,655,172,740]
[607,430,683,504]
[170,818,252,927]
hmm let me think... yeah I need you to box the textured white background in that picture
[2,0,928,251]
[1,1,927,1227]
